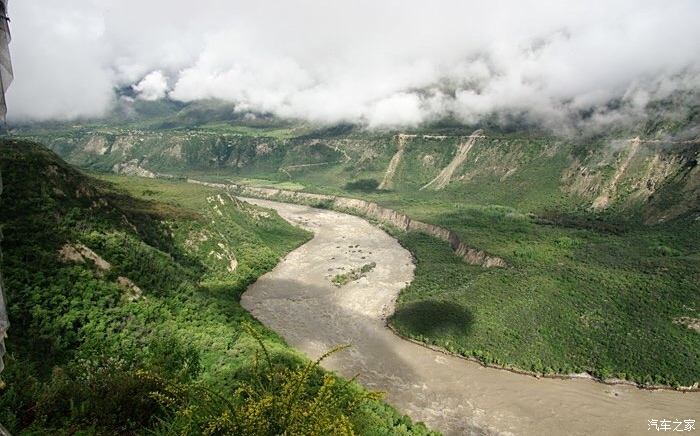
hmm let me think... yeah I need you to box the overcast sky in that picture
[6,0,700,127]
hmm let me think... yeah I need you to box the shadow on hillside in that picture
[391,300,474,337]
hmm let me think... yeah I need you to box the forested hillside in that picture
[0,139,434,435]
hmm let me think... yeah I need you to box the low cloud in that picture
[6,0,700,130]
[133,71,169,101]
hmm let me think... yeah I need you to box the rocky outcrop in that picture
[117,276,143,302]
[84,135,110,155]
[59,243,112,272]
[112,159,156,178]
[592,137,641,210]
[189,179,507,268]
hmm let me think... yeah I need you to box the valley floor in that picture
[185,171,700,389]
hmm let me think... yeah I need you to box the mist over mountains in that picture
[7,0,700,133]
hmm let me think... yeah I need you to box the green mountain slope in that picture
[18,115,699,223]
[0,139,435,435]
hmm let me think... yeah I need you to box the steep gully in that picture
[238,198,699,435]
[379,133,415,190]
[421,130,485,191]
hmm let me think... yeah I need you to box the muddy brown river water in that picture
[240,198,699,435]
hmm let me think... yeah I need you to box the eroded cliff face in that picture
[561,138,700,222]
[379,134,415,190]
[33,128,700,223]
[189,179,507,268]
[83,135,110,155]
[112,159,156,178]
[39,130,350,173]
[421,130,484,191]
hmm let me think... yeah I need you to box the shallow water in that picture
[240,198,699,435]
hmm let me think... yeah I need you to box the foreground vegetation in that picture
[0,140,434,434]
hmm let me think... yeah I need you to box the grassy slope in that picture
[0,140,435,435]
[389,213,700,386]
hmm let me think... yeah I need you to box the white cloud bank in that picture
[6,0,700,128]
[133,71,168,101]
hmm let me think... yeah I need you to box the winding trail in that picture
[240,198,699,436]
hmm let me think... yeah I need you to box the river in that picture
[240,197,699,435]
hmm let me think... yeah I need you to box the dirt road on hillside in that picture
[240,198,699,436]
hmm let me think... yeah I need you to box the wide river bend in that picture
[240,198,699,435]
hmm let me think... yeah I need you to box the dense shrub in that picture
[345,179,380,192]
[153,327,382,436]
